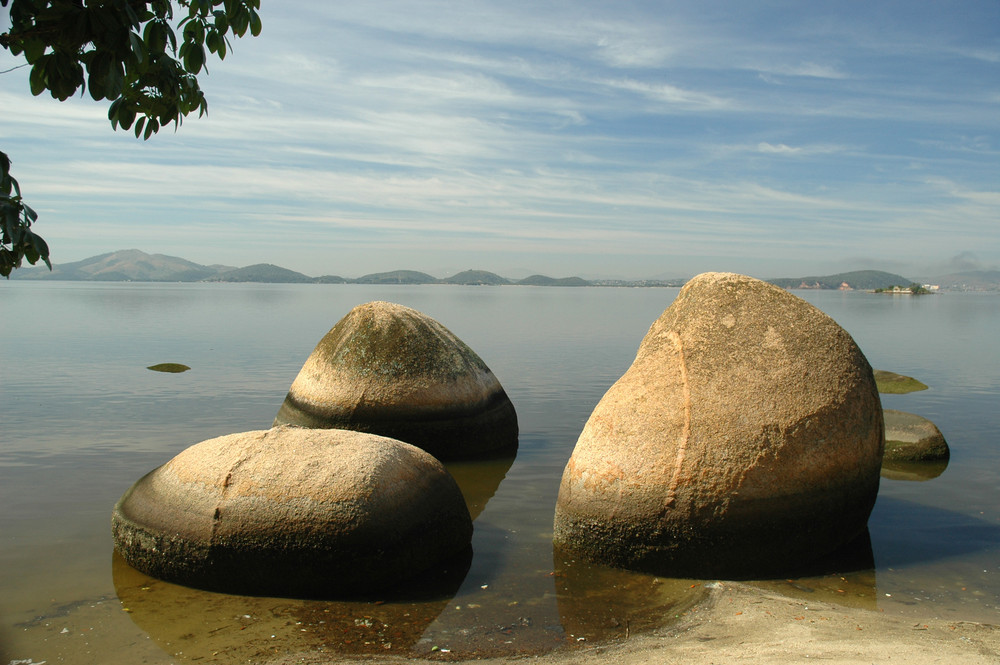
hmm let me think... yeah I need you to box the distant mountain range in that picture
[8,250,605,286]
[9,249,999,291]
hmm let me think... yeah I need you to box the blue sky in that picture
[2,1,998,279]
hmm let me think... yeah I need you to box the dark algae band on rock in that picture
[112,426,473,599]
[273,301,518,460]
[553,272,884,579]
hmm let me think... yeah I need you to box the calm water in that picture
[1,282,998,663]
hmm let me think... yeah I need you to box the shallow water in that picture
[1,283,998,663]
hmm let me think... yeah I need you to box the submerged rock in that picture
[147,363,190,373]
[273,301,517,460]
[883,409,949,463]
[553,272,884,578]
[874,370,928,394]
[112,426,473,598]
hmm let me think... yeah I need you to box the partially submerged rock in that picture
[874,370,928,394]
[112,426,473,598]
[554,272,884,578]
[883,409,949,463]
[273,301,517,460]
[147,363,190,373]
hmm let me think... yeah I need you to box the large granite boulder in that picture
[112,426,473,598]
[274,301,517,460]
[553,272,884,578]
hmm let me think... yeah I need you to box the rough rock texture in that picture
[553,272,884,578]
[273,301,517,460]
[112,426,473,598]
[883,409,949,462]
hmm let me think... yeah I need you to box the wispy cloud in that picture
[2,0,997,278]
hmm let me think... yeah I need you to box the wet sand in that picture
[266,582,1000,665]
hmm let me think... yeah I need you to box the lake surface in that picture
[2,282,998,663]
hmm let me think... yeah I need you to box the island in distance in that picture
[9,249,999,291]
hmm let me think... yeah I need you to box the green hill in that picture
[208,264,312,283]
[767,270,911,290]
[517,274,591,287]
[351,270,439,284]
[441,270,510,285]
[10,249,230,281]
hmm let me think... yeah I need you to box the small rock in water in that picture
[883,409,949,462]
[146,363,191,373]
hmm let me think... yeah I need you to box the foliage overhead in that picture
[1,151,49,277]
[1,0,263,276]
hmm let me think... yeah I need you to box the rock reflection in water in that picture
[881,459,949,481]
[112,549,469,661]
[552,545,708,642]
[750,528,878,610]
[445,455,515,520]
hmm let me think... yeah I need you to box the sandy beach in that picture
[268,582,1000,665]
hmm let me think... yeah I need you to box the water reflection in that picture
[869,497,1000,569]
[554,527,878,637]
[113,551,463,660]
[552,547,707,641]
[882,459,948,481]
[750,529,878,610]
[445,455,515,520]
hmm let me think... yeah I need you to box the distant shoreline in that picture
[10,250,1000,291]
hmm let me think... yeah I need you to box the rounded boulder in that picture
[883,409,949,462]
[553,272,884,578]
[273,301,517,460]
[112,426,473,598]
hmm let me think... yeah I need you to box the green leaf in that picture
[87,52,109,100]
[165,24,178,53]
[30,229,50,259]
[24,38,46,63]
[123,2,141,28]
[213,10,230,34]
[250,10,262,37]
[182,43,205,74]
[29,62,47,96]
[119,103,137,130]
[129,31,145,64]
[184,18,206,46]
